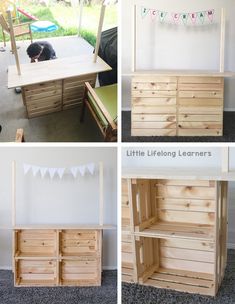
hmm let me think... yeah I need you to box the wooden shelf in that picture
[125,70,235,77]
[135,222,214,241]
[142,268,215,296]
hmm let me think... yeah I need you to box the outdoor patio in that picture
[0,35,103,142]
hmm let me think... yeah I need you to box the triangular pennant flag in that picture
[159,11,167,22]
[141,6,149,18]
[190,12,197,24]
[181,13,189,25]
[198,11,205,24]
[70,166,78,178]
[57,168,65,179]
[172,12,180,24]
[78,165,86,177]
[48,168,57,179]
[150,9,158,21]
[32,165,40,177]
[40,167,48,178]
[207,9,214,22]
[87,163,95,175]
[23,164,31,175]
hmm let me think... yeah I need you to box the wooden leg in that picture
[29,28,33,43]
[2,30,6,47]
[80,86,88,122]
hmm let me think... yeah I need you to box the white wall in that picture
[122,0,235,110]
[0,147,117,269]
[122,146,235,248]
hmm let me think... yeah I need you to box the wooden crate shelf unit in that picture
[122,177,228,296]
[131,75,225,136]
[14,228,102,287]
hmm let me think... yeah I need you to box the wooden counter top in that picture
[13,224,116,230]
[8,54,112,88]
[122,167,235,181]
[124,70,235,77]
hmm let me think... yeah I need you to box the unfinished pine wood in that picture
[14,228,102,287]
[131,75,225,136]
[123,176,229,296]
[8,55,111,118]
[122,179,135,283]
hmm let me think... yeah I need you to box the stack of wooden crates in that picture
[13,228,102,286]
[131,74,225,136]
[122,177,228,296]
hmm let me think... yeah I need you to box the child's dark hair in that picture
[26,42,42,58]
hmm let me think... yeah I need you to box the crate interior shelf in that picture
[122,173,229,296]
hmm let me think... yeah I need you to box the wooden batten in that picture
[93,4,106,63]
[220,8,226,73]
[7,10,21,75]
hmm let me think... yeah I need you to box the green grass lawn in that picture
[0,2,117,47]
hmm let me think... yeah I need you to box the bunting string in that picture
[141,7,215,25]
[23,162,96,179]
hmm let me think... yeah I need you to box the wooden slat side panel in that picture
[61,230,98,256]
[155,181,216,226]
[18,230,57,256]
[132,114,176,122]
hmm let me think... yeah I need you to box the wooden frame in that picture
[129,6,234,137]
[132,7,226,73]
[80,82,117,142]
[11,160,114,287]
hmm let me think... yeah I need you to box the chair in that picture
[80,82,117,142]
[0,12,32,51]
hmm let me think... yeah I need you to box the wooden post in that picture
[221,147,229,172]
[77,0,84,37]
[132,4,137,72]
[12,160,16,227]
[99,162,104,226]
[7,10,21,75]
[93,3,106,63]
[219,8,226,73]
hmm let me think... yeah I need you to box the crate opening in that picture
[132,179,216,241]
[15,259,57,287]
[15,229,57,258]
[60,230,99,257]
[136,236,215,296]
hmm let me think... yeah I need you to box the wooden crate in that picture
[63,74,96,110]
[22,81,63,118]
[21,74,97,118]
[122,178,228,296]
[131,76,224,136]
[131,76,177,136]
[14,229,102,287]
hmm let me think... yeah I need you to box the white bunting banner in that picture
[141,7,215,25]
[57,168,65,179]
[32,165,40,177]
[40,167,48,178]
[48,168,57,179]
[70,166,79,178]
[23,164,31,175]
[87,163,95,175]
[78,165,86,177]
[23,163,98,179]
